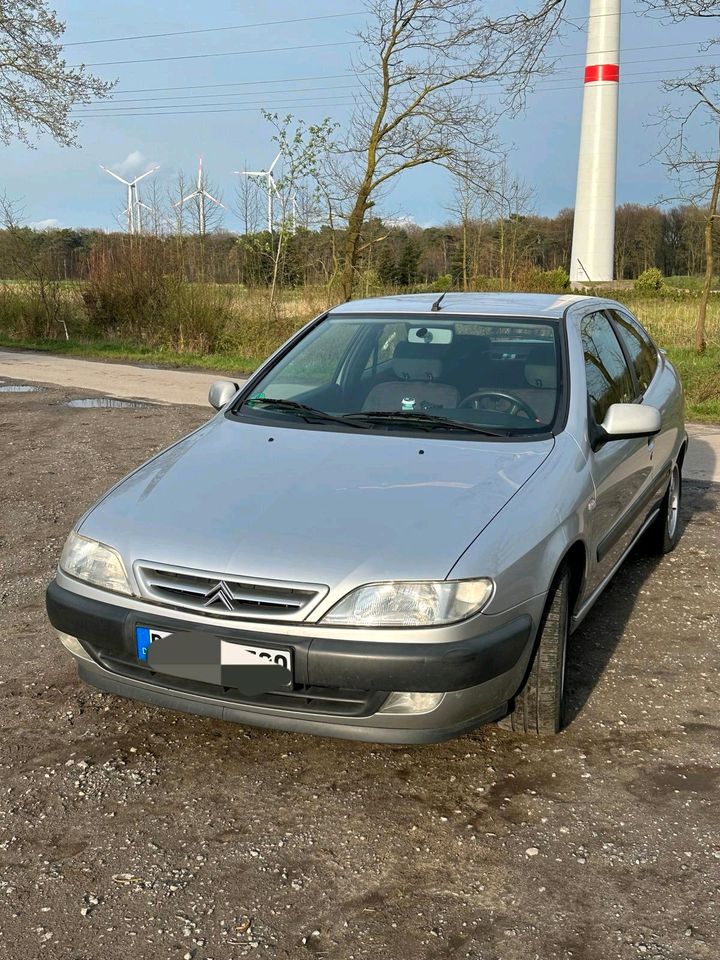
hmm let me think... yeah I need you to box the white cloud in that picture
[111,150,159,178]
[30,218,61,230]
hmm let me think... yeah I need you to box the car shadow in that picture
[563,479,715,726]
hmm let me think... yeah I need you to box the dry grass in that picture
[626,297,719,349]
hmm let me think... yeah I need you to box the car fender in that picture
[447,432,595,615]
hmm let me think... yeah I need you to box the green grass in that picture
[0,336,262,376]
[664,346,720,423]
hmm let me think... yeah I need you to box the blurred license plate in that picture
[135,626,293,689]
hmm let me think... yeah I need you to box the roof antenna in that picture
[431,292,447,312]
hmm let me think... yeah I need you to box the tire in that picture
[645,461,682,555]
[498,565,570,735]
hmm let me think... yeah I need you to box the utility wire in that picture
[74,39,360,68]
[73,72,718,120]
[79,60,718,111]
[113,73,355,95]
[62,12,364,46]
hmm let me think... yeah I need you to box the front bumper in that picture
[46,580,538,743]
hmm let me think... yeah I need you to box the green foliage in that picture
[635,267,665,292]
[431,274,453,292]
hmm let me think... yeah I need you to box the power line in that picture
[63,11,364,46]
[72,70,718,120]
[74,36,711,72]
[114,73,355,96]
[80,59,718,112]
[75,101,358,119]
[99,85,361,106]
[74,39,361,69]
[76,95,359,114]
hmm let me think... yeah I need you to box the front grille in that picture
[134,562,327,621]
[98,653,387,718]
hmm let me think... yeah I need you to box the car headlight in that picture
[321,579,494,627]
[59,531,132,595]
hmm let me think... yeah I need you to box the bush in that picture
[635,268,665,292]
[431,274,453,292]
[518,267,570,293]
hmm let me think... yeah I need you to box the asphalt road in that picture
[0,382,719,960]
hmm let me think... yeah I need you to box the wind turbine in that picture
[175,157,224,237]
[100,164,159,235]
[236,152,282,233]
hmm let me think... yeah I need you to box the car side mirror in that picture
[208,380,240,411]
[592,402,661,450]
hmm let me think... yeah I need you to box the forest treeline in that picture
[0,202,714,290]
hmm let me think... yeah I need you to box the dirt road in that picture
[1,383,718,960]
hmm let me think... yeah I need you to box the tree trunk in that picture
[341,186,372,301]
[697,153,720,353]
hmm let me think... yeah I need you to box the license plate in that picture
[135,625,293,691]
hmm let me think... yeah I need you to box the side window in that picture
[609,310,658,394]
[364,323,407,369]
[581,312,635,424]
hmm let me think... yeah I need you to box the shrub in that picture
[431,274,453,292]
[635,267,665,292]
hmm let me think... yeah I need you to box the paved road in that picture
[0,348,237,407]
[0,347,717,482]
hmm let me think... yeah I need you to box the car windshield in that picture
[235,313,562,438]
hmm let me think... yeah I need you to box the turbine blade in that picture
[132,166,159,184]
[100,165,130,186]
[205,193,224,207]
[268,152,282,173]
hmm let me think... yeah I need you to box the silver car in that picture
[46,293,686,743]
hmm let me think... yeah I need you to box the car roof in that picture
[329,292,605,320]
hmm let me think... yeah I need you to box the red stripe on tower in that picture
[584,63,620,83]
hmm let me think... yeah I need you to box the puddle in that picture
[65,397,152,409]
[0,384,44,393]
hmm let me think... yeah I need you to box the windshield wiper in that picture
[344,411,509,437]
[241,397,367,429]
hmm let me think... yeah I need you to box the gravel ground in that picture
[1,382,719,960]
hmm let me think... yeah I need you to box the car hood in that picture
[80,416,554,593]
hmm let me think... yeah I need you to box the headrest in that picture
[392,341,444,381]
[524,344,557,389]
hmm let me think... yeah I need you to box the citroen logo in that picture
[202,580,235,611]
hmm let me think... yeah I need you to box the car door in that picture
[581,311,654,595]
[607,307,675,478]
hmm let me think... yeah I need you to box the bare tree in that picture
[234,169,264,236]
[333,0,567,300]
[0,0,114,147]
[643,1,720,350]
[0,194,71,338]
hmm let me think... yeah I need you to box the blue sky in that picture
[2,1,714,231]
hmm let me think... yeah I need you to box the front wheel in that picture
[645,461,682,555]
[498,565,570,735]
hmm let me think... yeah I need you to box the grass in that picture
[0,336,262,376]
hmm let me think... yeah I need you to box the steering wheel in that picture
[459,390,538,420]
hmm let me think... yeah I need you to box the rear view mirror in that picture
[208,380,240,411]
[594,402,661,449]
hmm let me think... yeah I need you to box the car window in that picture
[581,312,635,424]
[609,310,658,393]
[254,320,363,398]
[364,322,407,369]
[240,313,562,438]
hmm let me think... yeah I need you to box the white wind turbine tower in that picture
[175,157,224,237]
[570,0,621,283]
[100,164,159,235]
[236,152,282,233]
